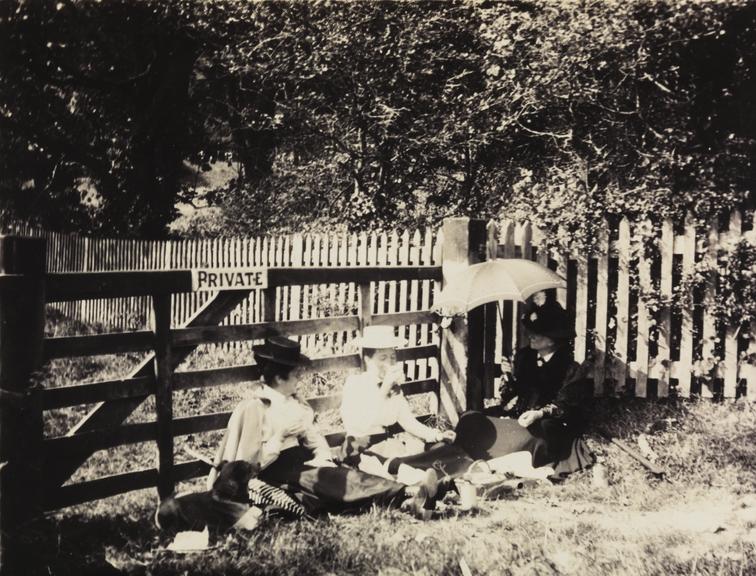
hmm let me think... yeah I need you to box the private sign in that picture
[191,268,268,292]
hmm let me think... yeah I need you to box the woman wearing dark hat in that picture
[453,296,594,476]
[208,335,334,477]
[387,295,593,479]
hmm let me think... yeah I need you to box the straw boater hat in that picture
[359,325,407,349]
[253,336,311,366]
[520,300,576,340]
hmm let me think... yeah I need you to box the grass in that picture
[17,312,756,575]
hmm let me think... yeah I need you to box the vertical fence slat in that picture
[574,256,589,365]
[409,230,421,381]
[656,220,674,398]
[593,222,610,395]
[613,217,631,395]
[152,294,174,498]
[723,209,742,397]
[483,221,498,399]
[677,211,697,398]
[377,232,388,326]
[500,221,516,361]
[634,219,652,398]
[420,229,434,390]
[701,217,719,398]
[746,319,756,401]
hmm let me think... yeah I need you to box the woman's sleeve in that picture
[221,399,265,463]
[301,408,334,462]
[542,362,589,421]
[396,395,439,444]
[340,375,374,436]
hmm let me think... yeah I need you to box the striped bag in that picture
[248,478,306,519]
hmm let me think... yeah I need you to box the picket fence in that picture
[489,209,755,401]
[2,211,755,400]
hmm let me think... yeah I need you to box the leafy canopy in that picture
[0,0,753,240]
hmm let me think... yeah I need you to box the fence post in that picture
[152,294,174,498]
[482,221,498,400]
[0,236,46,575]
[439,218,487,424]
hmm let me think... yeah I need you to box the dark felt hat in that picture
[520,300,576,340]
[253,336,311,367]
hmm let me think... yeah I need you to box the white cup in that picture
[457,480,477,511]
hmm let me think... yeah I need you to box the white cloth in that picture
[486,451,555,480]
[355,453,428,486]
[340,372,439,445]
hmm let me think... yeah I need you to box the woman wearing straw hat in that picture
[340,326,456,486]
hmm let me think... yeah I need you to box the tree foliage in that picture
[1,0,754,239]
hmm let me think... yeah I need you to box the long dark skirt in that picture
[260,446,407,514]
[157,448,408,534]
[388,411,594,478]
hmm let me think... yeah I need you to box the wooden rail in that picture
[44,331,154,359]
[45,266,442,302]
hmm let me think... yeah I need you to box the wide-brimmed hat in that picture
[520,300,576,340]
[358,325,407,349]
[253,336,311,367]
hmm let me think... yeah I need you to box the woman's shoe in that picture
[411,469,439,520]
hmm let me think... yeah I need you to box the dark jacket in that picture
[500,345,589,433]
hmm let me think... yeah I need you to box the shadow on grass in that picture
[17,506,157,576]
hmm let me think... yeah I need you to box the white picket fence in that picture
[490,209,755,400]
[3,211,754,399]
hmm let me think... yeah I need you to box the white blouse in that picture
[226,385,332,470]
[340,372,439,444]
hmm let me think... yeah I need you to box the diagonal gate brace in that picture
[45,290,252,492]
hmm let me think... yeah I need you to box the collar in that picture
[255,384,288,405]
[364,370,382,385]
[538,351,555,364]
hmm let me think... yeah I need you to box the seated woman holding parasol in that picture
[388,261,594,481]
[453,294,594,477]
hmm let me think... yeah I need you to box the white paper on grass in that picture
[167,527,210,552]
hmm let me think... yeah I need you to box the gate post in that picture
[438,218,487,425]
[0,235,46,575]
[153,294,174,499]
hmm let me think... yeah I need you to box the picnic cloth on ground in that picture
[379,410,594,480]
[258,445,407,514]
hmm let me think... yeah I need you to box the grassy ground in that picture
[18,313,756,575]
[28,398,756,575]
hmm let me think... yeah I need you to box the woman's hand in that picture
[517,409,544,428]
[436,430,456,444]
[381,364,405,395]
